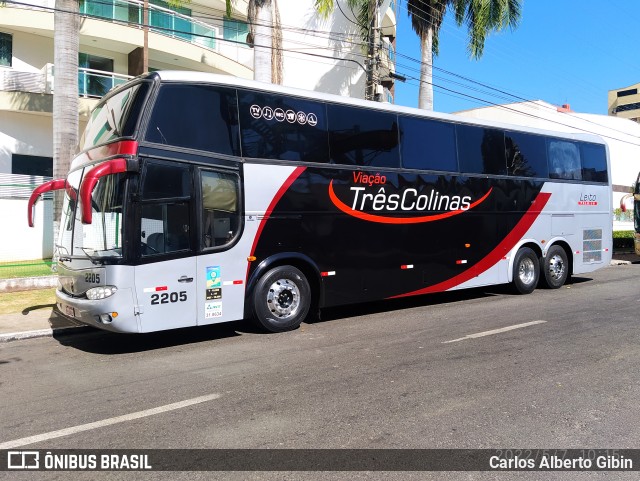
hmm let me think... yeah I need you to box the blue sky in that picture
[393,0,640,115]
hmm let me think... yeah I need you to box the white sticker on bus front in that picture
[205,301,223,319]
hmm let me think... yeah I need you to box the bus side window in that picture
[139,161,192,257]
[548,140,582,180]
[201,170,240,249]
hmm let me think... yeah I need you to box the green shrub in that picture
[613,230,634,249]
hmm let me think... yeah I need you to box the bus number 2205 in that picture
[151,291,188,305]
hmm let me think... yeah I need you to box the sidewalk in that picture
[0,299,87,342]
[0,253,638,342]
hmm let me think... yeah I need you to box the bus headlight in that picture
[86,286,118,300]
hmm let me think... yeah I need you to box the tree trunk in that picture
[253,1,272,83]
[418,27,434,110]
[53,0,80,248]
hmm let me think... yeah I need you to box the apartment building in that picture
[608,82,640,123]
[0,0,396,261]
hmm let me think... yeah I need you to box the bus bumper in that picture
[55,287,140,333]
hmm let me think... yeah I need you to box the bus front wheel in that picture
[512,247,539,294]
[252,265,311,333]
[540,245,569,289]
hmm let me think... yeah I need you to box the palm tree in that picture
[52,0,80,245]
[226,0,283,84]
[407,0,521,110]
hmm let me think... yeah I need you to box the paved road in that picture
[1,264,639,480]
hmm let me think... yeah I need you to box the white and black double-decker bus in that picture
[28,72,612,333]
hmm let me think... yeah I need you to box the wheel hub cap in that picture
[266,279,300,318]
[548,254,565,280]
[519,258,536,285]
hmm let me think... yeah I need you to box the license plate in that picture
[65,306,76,318]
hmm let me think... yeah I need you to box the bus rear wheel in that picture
[512,247,539,294]
[540,245,569,289]
[252,265,311,333]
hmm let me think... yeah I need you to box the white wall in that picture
[279,0,366,98]
[0,198,53,261]
[0,111,53,174]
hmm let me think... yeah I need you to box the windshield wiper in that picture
[81,247,103,265]
[55,244,71,262]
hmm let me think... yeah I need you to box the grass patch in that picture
[0,288,56,316]
[0,259,54,279]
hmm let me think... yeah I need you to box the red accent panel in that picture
[390,192,552,299]
[27,178,66,227]
[80,158,128,224]
[246,167,307,283]
[233,280,243,285]
[328,181,493,224]
[156,286,168,291]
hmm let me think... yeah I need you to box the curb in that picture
[0,325,91,343]
[0,276,57,293]
[610,259,632,266]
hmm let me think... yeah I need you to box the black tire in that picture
[252,265,311,333]
[512,247,539,294]
[539,245,569,289]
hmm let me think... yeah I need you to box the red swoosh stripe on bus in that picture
[246,166,307,283]
[328,180,493,224]
[389,191,552,298]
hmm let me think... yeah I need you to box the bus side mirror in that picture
[27,178,67,227]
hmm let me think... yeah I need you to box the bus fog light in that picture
[86,286,118,300]
[98,313,113,324]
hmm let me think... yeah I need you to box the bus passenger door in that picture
[134,257,197,332]
[133,159,198,332]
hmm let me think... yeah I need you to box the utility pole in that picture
[365,0,381,101]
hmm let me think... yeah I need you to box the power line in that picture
[4,0,639,145]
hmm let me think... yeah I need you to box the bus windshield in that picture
[80,83,144,150]
[58,169,127,260]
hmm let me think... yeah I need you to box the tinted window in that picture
[580,143,608,182]
[457,125,506,175]
[142,162,191,199]
[399,116,457,172]
[328,104,400,168]
[239,91,328,163]
[141,203,190,256]
[505,132,548,178]
[145,84,240,156]
[548,140,581,180]
[201,170,241,249]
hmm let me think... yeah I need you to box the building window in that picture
[617,88,637,98]
[12,154,53,177]
[79,53,114,97]
[0,32,12,67]
[223,19,249,44]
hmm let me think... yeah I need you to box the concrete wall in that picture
[0,198,53,261]
[0,111,53,174]
[279,0,366,98]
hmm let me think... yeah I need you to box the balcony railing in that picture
[0,65,132,99]
[78,68,133,98]
[79,0,218,51]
